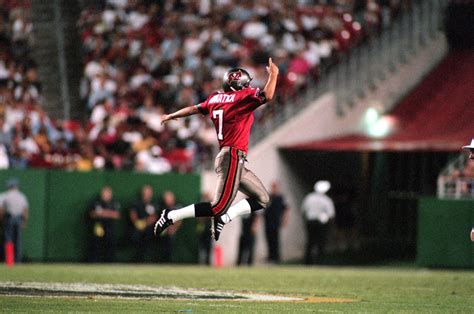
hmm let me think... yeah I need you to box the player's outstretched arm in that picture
[263,57,279,101]
[161,105,200,125]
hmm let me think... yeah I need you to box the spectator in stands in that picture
[301,180,335,265]
[129,184,158,263]
[74,0,402,173]
[237,212,260,266]
[0,178,29,263]
[88,186,121,263]
[264,181,289,264]
[135,145,171,174]
[0,1,405,173]
[157,190,181,263]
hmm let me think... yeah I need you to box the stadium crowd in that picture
[0,0,406,173]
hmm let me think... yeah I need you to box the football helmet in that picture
[222,68,252,92]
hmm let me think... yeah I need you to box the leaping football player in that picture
[154,58,279,241]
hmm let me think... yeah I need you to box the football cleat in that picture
[210,216,225,241]
[154,209,174,237]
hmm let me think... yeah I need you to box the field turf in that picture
[0,264,473,312]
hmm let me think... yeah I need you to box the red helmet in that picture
[222,68,252,92]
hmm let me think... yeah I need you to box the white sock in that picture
[168,204,196,222]
[225,199,251,222]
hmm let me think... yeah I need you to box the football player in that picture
[154,58,279,241]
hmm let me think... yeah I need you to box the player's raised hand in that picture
[266,58,279,76]
[160,114,174,125]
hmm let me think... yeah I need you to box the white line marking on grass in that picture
[0,282,356,303]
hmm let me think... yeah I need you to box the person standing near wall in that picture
[264,181,289,264]
[462,139,474,160]
[129,185,158,262]
[237,212,260,266]
[301,181,335,265]
[157,191,182,263]
[88,186,121,263]
[0,178,28,263]
[196,192,212,265]
[462,139,474,241]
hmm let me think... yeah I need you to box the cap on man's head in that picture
[6,177,19,188]
[462,139,474,150]
[314,180,331,194]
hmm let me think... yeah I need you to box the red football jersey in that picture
[197,87,266,153]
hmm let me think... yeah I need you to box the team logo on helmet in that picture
[228,71,242,81]
[222,68,252,92]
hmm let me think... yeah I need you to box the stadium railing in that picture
[251,0,449,146]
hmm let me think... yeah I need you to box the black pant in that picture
[4,215,23,263]
[90,231,116,263]
[198,222,212,265]
[157,235,174,263]
[131,225,155,263]
[265,224,280,263]
[305,221,329,265]
[237,234,255,265]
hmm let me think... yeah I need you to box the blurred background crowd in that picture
[0,0,409,173]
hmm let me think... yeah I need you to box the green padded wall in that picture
[417,197,474,268]
[0,170,200,263]
[45,170,106,262]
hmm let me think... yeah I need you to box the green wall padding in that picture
[0,170,200,263]
[417,197,474,268]
[45,170,106,262]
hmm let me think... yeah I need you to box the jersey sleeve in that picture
[239,87,267,112]
[245,87,267,105]
[196,97,210,115]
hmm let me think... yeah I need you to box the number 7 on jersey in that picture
[212,109,224,140]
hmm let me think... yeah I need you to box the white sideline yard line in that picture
[0,281,356,303]
[0,282,301,302]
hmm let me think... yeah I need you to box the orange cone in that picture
[5,241,14,267]
[213,245,223,268]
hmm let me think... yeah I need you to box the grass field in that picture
[0,264,473,312]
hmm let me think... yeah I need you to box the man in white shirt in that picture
[301,180,335,264]
[462,139,474,241]
[1,178,29,263]
[462,139,474,160]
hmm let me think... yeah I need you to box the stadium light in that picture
[364,106,397,138]
[364,107,380,125]
[367,115,397,138]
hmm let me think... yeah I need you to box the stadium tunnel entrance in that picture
[279,147,456,264]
